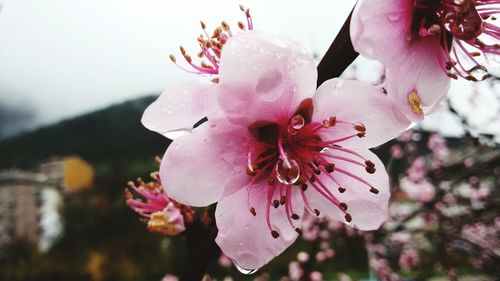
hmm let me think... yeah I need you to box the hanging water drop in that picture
[290,114,305,130]
[275,158,300,184]
[233,260,257,275]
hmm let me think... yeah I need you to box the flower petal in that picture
[313,78,410,148]
[385,39,450,122]
[215,184,304,270]
[350,0,413,65]
[217,30,317,126]
[160,118,252,207]
[142,80,218,139]
[306,147,390,231]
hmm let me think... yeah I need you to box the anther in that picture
[354,122,366,133]
[314,209,320,216]
[324,163,335,173]
[238,22,245,30]
[250,207,256,216]
[300,183,308,191]
[365,160,376,174]
[169,55,177,63]
[295,228,303,235]
[272,200,280,208]
[322,116,337,128]
[291,214,300,220]
[339,203,348,211]
[200,21,206,29]
[271,230,280,238]
[357,132,366,138]
[345,213,352,222]
[280,195,286,205]
[179,46,186,55]
[338,187,346,193]
[370,187,379,194]
[221,21,230,31]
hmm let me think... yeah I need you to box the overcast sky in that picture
[0,0,353,127]
[0,0,498,140]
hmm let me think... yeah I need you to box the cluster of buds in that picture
[125,169,193,236]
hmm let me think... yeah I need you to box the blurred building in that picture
[0,170,47,246]
[0,156,94,251]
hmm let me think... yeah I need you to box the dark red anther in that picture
[325,163,335,173]
[339,202,348,211]
[345,213,352,222]
[271,230,280,238]
[338,187,346,193]
[370,187,379,194]
[250,207,256,216]
[273,200,280,208]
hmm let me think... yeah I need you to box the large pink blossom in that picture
[142,30,409,270]
[351,0,499,122]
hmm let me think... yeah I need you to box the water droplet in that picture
[290,114,305,130]
[386,13,400,22]
[275,158,300,184]
[233,261,257,275]
[163,128,191,139]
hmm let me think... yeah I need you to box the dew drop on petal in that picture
[163,128,192,140]
[290,115,305,130]
[232,260,257,275]
[386,12,400,22]
[275,159,300,184]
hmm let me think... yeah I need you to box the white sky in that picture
[0,0,354,127]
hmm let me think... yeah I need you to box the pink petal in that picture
[217,30,317,126]
[160,118,252,207]
[313,78,410,148]
[215,184,304,270]
[350,0,413,65]
[306,147,390,231]
[385,38,450,122]
[142,80,219,139]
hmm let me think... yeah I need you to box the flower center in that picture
[411,0,484,40]
[245,99,380,238]
[408,0,499,81]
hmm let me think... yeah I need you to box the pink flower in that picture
[143,30,408,270]
[125,174,188,236]
[399,246,420,270]
[351,0,499,121]
[399,177,436,203]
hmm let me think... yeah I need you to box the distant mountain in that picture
[0,96,170,172]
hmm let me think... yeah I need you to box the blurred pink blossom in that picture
[400,177,436,203]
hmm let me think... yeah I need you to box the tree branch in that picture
[317,11,358,87]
